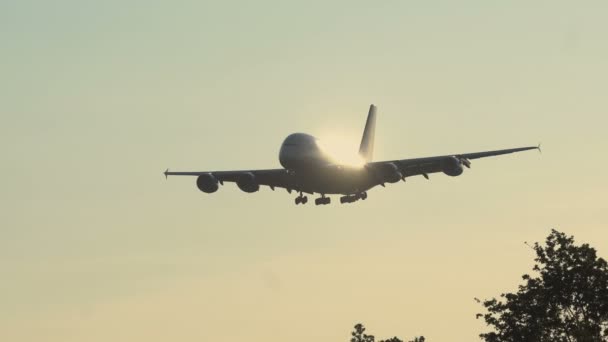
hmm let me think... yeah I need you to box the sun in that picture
[317,135,366,168]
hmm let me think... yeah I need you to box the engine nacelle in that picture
[441,156,464,177]
[237,172,260,193]
[197,173,219,193]
[379,162,403,183]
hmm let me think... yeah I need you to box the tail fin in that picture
[359,104,377,162]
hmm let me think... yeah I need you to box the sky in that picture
[1,0,608,341]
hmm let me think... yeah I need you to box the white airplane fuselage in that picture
[278,133,326,170]
[164,104,538,205]
[278,133,377,195]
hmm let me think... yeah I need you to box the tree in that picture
[350,323,425,342]
[476,229,608,341]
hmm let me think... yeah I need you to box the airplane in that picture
[164,105,539,205]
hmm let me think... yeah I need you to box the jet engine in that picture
[441,156,464,176]
[379,162,403,183]
[237,172,260,193]
[197,173,219,193]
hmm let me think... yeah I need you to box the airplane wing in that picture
[164,168,296,191]
[367,145,540,181]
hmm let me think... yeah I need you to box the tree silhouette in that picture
[350,323,425,342]
[476,229,608,341]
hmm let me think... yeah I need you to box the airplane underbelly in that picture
[296,167,376,195]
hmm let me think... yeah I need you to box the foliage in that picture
[476,229,608,341]
[350,323,425,342]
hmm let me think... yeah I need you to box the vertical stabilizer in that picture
[359,104,377,162]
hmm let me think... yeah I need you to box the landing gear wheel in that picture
[340,194,361,204]
[315,196,331,205]
[361,192,367,200]
[295,194,308,205]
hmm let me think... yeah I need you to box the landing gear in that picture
[315,195,331,206]
[294,192,366,205]
[295,193,308,205]
[340,195,354,204]
[340,192,367,204]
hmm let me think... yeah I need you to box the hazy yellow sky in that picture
[2,1,608,341]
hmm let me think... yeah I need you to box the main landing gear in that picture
[294,193,331,205]
[294,193,308,205]
[339,192,367,204]
[315,195,330,206]
[294,192,367,205]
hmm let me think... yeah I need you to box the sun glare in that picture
[317,136,366,168]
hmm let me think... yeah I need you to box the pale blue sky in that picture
[1,1,608,341]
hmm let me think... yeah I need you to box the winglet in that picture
[537,143,542,154]
[164,168,169,179]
